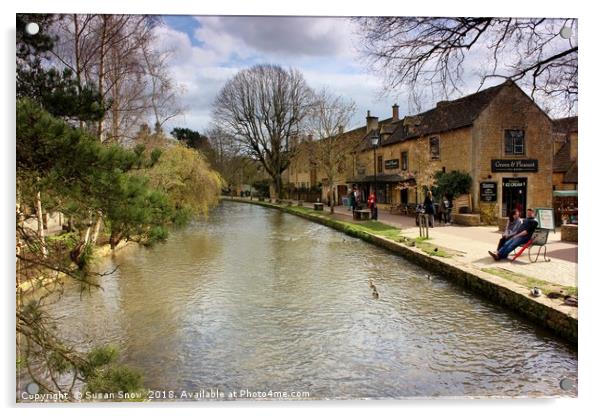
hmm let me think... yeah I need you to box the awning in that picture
[553,190,578,197]
[346,174,416,184]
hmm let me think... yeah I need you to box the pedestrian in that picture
[447,193,454,224]
[368,191,377,220]
[489,208,538,260]
[349,188,357,215]
[496,208,522,251]
[423,190,435,227]
[442,194,452,225]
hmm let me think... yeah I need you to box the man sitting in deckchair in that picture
[488,208,538,261]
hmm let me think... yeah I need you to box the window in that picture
[429,136,440,160]
[377,156,383,173]
[401,151,408,170]
[504,129,525,155]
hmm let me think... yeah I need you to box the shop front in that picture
[490,159,540,219]
[346,174,407,205]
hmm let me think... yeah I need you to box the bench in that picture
[511,229,551,263]
[389,204,408,215]
[354,209,371,221]
[313,203,324,211]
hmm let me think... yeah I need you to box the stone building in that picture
[552,116,578,191]
[283,114,397,204]
[349,80,556,218]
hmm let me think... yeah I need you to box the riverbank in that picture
[225,197,577,344]
[17,240,134,294]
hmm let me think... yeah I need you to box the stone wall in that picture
[561,224,578,242]
[452,213,481,226]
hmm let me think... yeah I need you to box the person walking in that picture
[349,187,357,215]
[442,194,452,225]
[423,190,435,228]
[489,208,538,260]
[368,191,377,220]
[497,208,522,251]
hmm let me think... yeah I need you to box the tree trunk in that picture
[90,212,103,245]
[330,185,335,214]
[96,16,107,141]
[35,190,48,258]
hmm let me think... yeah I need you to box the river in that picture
[39,200,577,399]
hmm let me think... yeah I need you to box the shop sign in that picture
[535,208,555,231]
[491,159,538,172]
[480,182,497,202]
[385,159,399,169]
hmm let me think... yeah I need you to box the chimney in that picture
[392,104,399,122]
[366,110,379,133]
[338,125,344,135]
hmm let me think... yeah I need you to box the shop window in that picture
[504,129,525,155]
[401,151,408,170]
[429,136,440,160]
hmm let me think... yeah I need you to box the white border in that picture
[2,1,598,415]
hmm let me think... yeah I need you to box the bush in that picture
[252,179,270,198]
[433,170,472,199]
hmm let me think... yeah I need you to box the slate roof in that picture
[377,81,510,147]
[553,141,573,173]
[564,161,578,183]
[552,116,578,134]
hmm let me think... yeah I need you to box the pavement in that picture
[300,201,578,289]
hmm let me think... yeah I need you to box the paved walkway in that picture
[301,202,578,288]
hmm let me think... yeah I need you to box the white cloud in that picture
[155,16,436,134]
[193,16,357,61]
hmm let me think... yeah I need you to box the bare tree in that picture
[141,42,186,133]
[50,15,179,143]
[308,89,357,213]
[212,64,315,198]
[356,17,578,115]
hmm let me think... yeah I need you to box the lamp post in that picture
[370,131,380,219]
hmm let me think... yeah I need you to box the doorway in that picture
[400,188,408,205]
[502,177,527,218]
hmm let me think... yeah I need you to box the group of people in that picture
[489,208,539,260]
[348,186,378,220]
[348,185,539,261]
[422,191,453,228]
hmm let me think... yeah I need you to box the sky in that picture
[155,16,428,135]
[155,16,573,136]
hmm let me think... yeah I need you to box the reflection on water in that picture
[42,201,577,398]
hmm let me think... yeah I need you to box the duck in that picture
[530,287,542,297]
[547,291,565,299]
[563,296,578,307]
[369,279,379,299]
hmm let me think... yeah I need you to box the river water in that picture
[41,201,577,399]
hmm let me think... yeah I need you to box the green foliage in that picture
[480,203,498,225]
[17,99,175,249]
[171,127,209,151]
[252,179,271,197]
[432,170,472,198]
[17,15,107,124]
[82,346,144,398]
[84,345,119,372]
[144,145,223,224]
